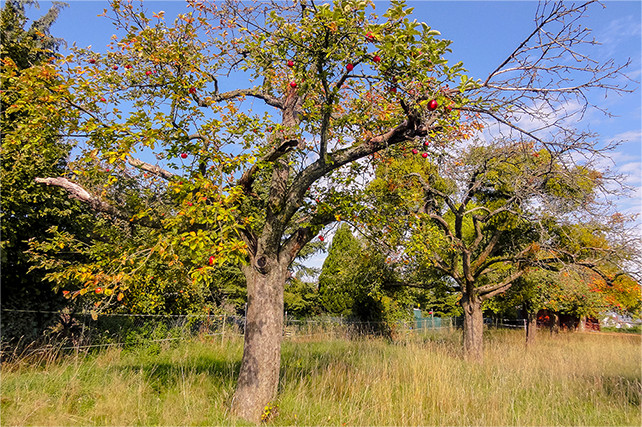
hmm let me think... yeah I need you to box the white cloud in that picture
[599,15,642,46]
[618,161,642,175]
[606,130,642,146]
[596,15,642,59]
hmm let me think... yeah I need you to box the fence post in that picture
[221,315,225,345]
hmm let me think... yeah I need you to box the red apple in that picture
[373,55,381,63]
[427,99,438,110]
[346,63,354,72]
[319,236,325,242]
[145,70,152,75]
[365,31,375,42]
[411,149,418,155]
[290,81,297,88]
[188,202,193,206]
[112,65,119,70]
[287,60,294,67]
[125,64,132,69]
[88,58,96,64]
[99,97,106,102]
[180,153,188,159]
[95,287,102,294]
[390,87,397,93]
[422,152,428,158]
[188,87,196,94]
[209,256,215,265]
[424,141,430,146]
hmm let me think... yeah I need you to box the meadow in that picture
[1,329,640,426]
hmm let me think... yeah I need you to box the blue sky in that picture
[31,0,642,269]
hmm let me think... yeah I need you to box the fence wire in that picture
[0,308,523,360]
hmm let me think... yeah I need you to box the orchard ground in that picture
[1,329,640,426]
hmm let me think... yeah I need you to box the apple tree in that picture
[29,0,634,419]
[31,0,472,419]
[362,138,638,359]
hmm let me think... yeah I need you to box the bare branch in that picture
[127,157,175,180]
[34,177,161,228]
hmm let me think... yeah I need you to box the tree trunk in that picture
[525,308,537,346]
[550,312,560,335]
[231,254,287,422]
[462,293,484,361]
[578,315,586,332]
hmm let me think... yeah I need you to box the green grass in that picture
[1,329,640,426]
[602,325,642,334]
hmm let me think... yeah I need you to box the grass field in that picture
[1,329,640,426]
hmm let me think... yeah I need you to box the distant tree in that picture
[517,221,640,336]
[319,224,422,336]
[318,224,362,316]
[365,140,637,359]
[284,277,320,319]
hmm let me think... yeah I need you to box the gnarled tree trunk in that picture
[230,253,288,421]
[461,292,484,361]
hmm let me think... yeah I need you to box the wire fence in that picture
[0,308,525,361]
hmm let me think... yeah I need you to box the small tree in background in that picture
[319,224,416,335]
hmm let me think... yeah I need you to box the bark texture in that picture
[230,255,287,421]
[462,293,484,361]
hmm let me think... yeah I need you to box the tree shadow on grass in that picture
[114,354,242,394]
[598,374,641,407]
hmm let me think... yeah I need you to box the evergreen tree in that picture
[318,224,362,316]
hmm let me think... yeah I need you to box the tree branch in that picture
[478,269,525,301]
[127,157,175,180]
[34,177,161,228]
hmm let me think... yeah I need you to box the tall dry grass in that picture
[1,329,640,426]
